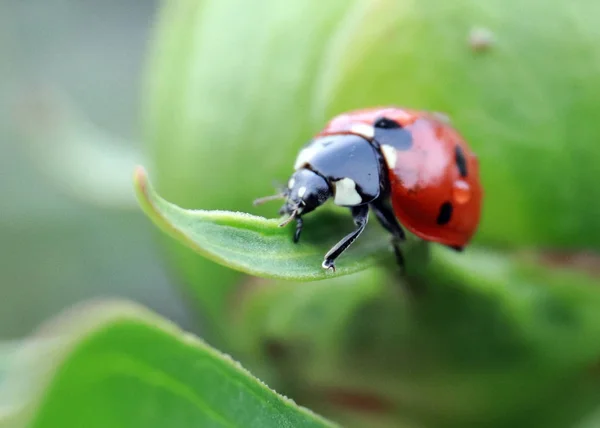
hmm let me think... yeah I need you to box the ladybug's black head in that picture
[279,169,331,222]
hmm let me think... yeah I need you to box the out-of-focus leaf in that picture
[134,166,401,281]
[231,247,600,428]
[0,300,336,428]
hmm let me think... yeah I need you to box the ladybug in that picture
[254,107,483,271]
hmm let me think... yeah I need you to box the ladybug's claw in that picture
[321,259,336,272]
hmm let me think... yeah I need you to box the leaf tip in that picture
[133,165,148,193]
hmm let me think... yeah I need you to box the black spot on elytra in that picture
[455,146,468,178]
[373,123,412,151]
[374,117,402,129]
[437,202,453,225]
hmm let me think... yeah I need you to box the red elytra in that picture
[317,107,483,249]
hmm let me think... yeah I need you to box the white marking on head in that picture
[380,145,397,169]
[294,146,319,170]
[288,178,295,189]
[333,178,362,206]
[297,186,307,198]
[350,123,375,139]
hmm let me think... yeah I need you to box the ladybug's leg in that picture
[293,217,303,243]
[371,200,405,241]
[392,244,405,270]
[322,205,369,272]
[370,200,406,269]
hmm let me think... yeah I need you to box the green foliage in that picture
[142,0,600,326]
[7,0,600,426]
[137,0,600,426]
[134,167,401,280]
[0,301,335,428]
[229,248,600,428]
[134,173,600,425]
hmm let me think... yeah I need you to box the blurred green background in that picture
[0,1,196,338]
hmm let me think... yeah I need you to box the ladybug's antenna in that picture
[253,193,286,206]
[278,208,298,227]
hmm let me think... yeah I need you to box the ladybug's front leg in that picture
[322,205,369,272]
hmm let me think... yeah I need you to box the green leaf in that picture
[0,300,336,428]
[134,166,400,281]
[232,247,600,428]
